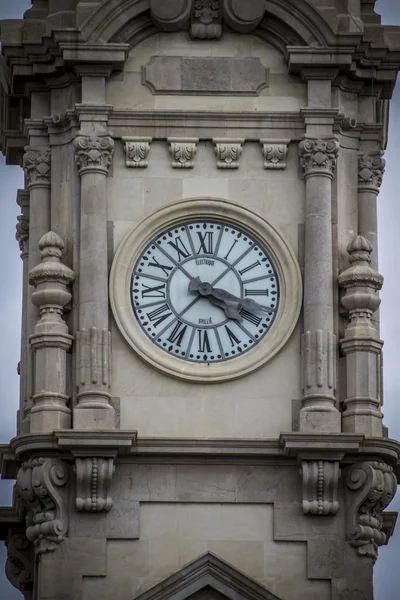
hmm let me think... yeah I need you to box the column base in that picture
[30,410,71,433]
[299,408,341,433]
[73,404,116,430]
[342,413,382,437]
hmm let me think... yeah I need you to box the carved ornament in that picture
[168,137,198,168]
[299,138,339,177]
[301,460,340,515]
[123,137,152,168]
[75,457,115,512]
[260,140,289,170]
[346,461,397,561]
[73,132,114,174]
[213,138,244,169]
[23,147,51,188]
[191,0,222,39]
[15,214,29,259]
[5,530,34,599]
[358,153,385,191]
[16,457,69,554]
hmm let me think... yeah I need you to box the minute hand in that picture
[211,287,275,313]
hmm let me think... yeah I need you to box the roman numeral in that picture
[240,309,261,327]
[244,289,269,297]
[196,231,214,254]
[224,239,238,260]
[198,329,211,353]
[225,326,241,347]
[148,256,173,277]
[141,283,166,298]
[167,236,190,261]
[146,303,172,327]
[167,321,187,347]
[239,260,261,276]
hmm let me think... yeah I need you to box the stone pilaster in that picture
[73,131,116,429]
[339,236,384,436]
[299,138,341,432]
[29,232,75,432]
[22,146,51,433]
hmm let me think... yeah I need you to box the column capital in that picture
[23,146,51,189]
[299,137,339,178]
[73,131,114,175]
[358,152,385,192]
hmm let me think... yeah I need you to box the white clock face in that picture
[131,220,280,363]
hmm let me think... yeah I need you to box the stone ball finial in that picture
[38,231,64,262]
[347,235,372,264]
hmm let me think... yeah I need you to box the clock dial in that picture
[131,220,280,363]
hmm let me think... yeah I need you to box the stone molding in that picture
[345,461,397,561]
[75,457,115,512]
[260,139,290,170]
[358,153,385,192]
[122,136,152,168]
[213,138,244,169]
[300,460,340,516]
[5,529,34,599]
[168,137,199,168]
[73,132,114,175]
[22,147,51,189]
[299,138,339,178]
[15,457,69,554]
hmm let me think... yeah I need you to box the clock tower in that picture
[0,2,400,600]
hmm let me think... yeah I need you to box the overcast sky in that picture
[0,1,400,599]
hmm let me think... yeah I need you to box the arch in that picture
[80,0,338,52]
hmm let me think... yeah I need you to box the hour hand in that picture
[208,295,243,322]
[212,287,275,314]
[189,276,202,293]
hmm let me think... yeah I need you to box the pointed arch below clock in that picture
[131,552,283,600]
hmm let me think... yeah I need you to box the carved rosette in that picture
[168,137,199,168]
[346,461,397,561]
[123,137,152,168]
[73,132,114,175]
[16,457,69,554]
[301,461,340,516]
[260,140,289,170]
[213,138,244,169]
[358,153,385,192]
[299,138,339,178]
[23,147,51,189]
[75,457,115,512]
[191,0,222,39]
[5,529,34,599]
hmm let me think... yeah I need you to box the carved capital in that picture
[191,0,222,39]
[16,214,29,259]
[301,461,340,515]
[168,137,198,168]
[73,132,114,174]
[213,138,244,169]
[75,457,115,512]
[260,139,289,170]
[23,147,51,188]
[358,153,385,191]
[16,458,69,554]
[346,461,397,561]
[5,529,34,599]
[123,137,152,168]
[299,138,339,177]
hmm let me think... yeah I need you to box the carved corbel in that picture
[16,457,69,555]
[223,0,265,33]
[5,529,34,600]
[213,138,244,169]
[260,139,290,170]
[345,461,397,561]
[75,457,115,512]
[301,461,340,515]
[168,137,198,168]
[191,0,222,39]
[150,0,191,32]
[122,137,152,168]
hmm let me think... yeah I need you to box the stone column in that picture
[73,131,115,430]
[29,232,75,433]
[358,152,385,271]
[339,236,384,436]
[299,138,341,432]
[22,147,51,432]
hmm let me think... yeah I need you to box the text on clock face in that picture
[130,220,280,363]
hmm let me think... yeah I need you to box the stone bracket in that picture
[168,137,199,168]
[300,460,340,515]
[213,138,244,169]
[5,528,34,600]
[260,139,290,170]
[122,136,152,168]
[75,457,115,512]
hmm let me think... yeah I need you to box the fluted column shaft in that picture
[358,153,385,272]
[73,132,115,430]
[22,147,51,433]
[299,138,341,432]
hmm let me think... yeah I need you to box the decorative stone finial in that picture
[29,231,74,298]
[347,235,373,264]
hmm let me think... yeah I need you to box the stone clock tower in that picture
[0,1,400,599]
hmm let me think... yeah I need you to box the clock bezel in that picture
[110,198,302,382]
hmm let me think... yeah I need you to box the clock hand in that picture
[208,295,243,321]
[188,277,242,321]
[211,287,275,314]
